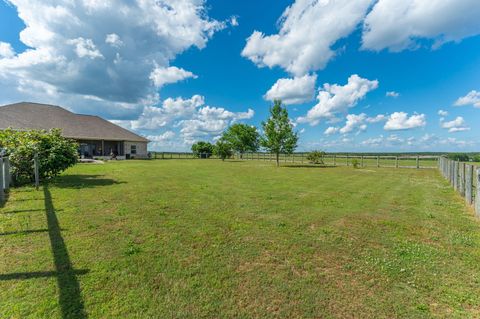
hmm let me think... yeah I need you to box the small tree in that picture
[306,150,325,165]
[191,141,214,158]
[221,123,259,158]
[260,100,298,167]
[214,139,233,161]
[0,128,78,185]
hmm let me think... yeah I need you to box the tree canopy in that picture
[260,100,298,166]
[191,141,214,158]
[221,123,259,156]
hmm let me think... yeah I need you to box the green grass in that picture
[1,160,480,318]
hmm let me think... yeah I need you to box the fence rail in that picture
[439,156,480,216]
[152,152,439,168]
[0,156,12,204]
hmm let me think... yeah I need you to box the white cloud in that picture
[366,114,386,123]
[297,74,378,125]
[386,91,399,98]
[440,116,470,133]
[67,37,104,59]
[339,113,367,134]
[454,90,480,108]
[0,0,225,118]
[438,109,448,117]
[230,16,239,27]
[384,112,426,130]
[264,74,316,105]
[0,42,15,58]
[241,0,373,76]
[149,66,197,88]
[105,33,123,48]
[324,127,339,135]
[362,0,480,52]
[113,95,254,146]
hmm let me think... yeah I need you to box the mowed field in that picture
[1,160,480,318]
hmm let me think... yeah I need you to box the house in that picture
[0,102,149,159]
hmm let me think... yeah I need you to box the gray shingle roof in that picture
[0,102,149,142]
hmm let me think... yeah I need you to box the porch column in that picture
[102,140,105,156]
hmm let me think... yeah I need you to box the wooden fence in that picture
[0,156,12,204]
[439,157,480,216]
[152,152,439,168]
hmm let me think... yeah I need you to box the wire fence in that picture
[439,156,480,216]
[152,152,440,168]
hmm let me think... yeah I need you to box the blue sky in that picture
[0,0,479,152]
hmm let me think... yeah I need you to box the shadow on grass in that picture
[282,164,337,169]
[1,208,48,214]
[0,228,50,236]
[0,184,89,318]
[51,174,124,189]
[43,185,89,318]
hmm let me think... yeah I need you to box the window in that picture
[130,144,137,155]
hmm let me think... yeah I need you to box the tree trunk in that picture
[276,152,279,167]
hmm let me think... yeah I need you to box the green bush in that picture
[191,141,214,158]
[447,153,469,162]
[352,159,361,169]
[306,150,325,164]
[0,128,78,185]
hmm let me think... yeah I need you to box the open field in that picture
[1,160,480,318]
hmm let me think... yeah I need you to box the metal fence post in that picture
[453,161,459,192]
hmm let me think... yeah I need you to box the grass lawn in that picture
[1,160,480,318]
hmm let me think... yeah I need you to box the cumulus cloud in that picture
[0,42,15,58]
[241,0,373,75]
[114,95,254,146]
[366,114,387,123]
[264,74,317,105]
[386,91,399,98]
[0,0,225,118]
[297,74,378,125]
[440,116,470,133]
[454,90,480,108]
[149,66,197,88]
[339,113,367,134]
[324,126,339,135]
[384,112,426,130]
[362,0,480,52]
[438,109,448,117]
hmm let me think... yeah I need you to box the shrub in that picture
[306,150,325,164]
[191,141,214,158]
[352,159,361,169]
[0,128,78,185]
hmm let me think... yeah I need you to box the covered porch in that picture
[78,140,125,159]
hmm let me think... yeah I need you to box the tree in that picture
[214,139,233,161]
[0,128,78,185]
[191,141,214,158]
[222,123,259,158]
[260,100,298,167]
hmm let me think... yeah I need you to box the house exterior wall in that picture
[125,141,148,159]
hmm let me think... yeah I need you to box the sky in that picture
[0,0,479,152]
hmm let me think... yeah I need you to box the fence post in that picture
[333,155,336,166]
[361,156,364,168]
[416,156,419,169]
[395,156,399,168]
[459,163,465,196]
[465,164,473,206]
[453,161,459,192]
[376,156,380,168]
[476,168,480,217]
[34,153,40,190]
[3,157,10,190]
[346,155,349,166]
[0,158,4,203]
